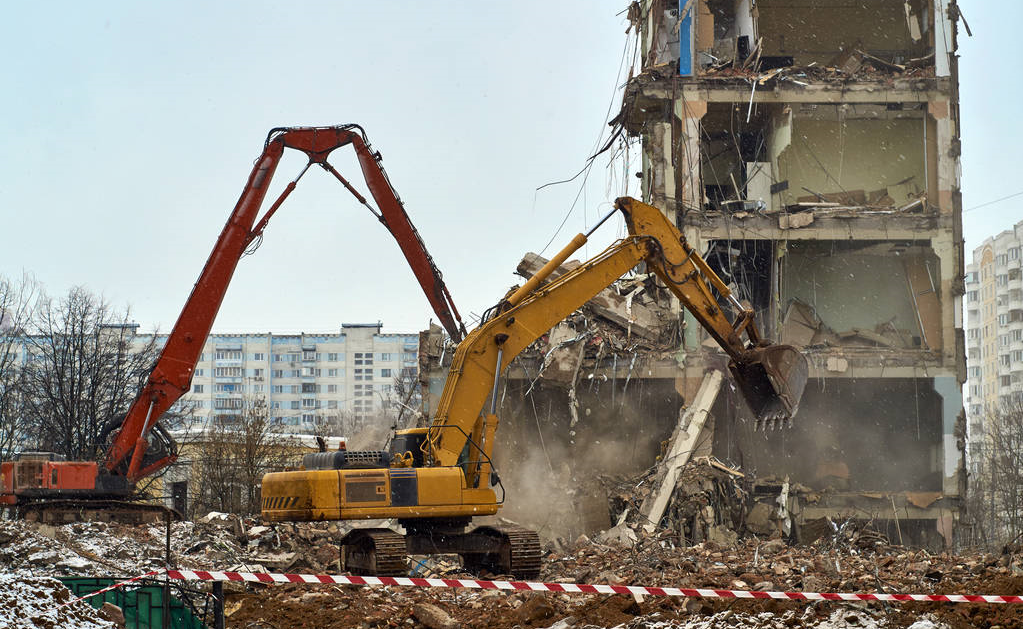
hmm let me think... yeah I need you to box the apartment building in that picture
[614,0,965,546]
[147,322,420,431]
[964,220,1023,462]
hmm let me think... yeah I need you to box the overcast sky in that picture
[0,1,1015,335]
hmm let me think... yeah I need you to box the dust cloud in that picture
[492,381,682,541]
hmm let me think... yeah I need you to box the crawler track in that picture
[18,499,181,524]
[343,529,408,576]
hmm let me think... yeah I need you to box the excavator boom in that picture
[0,124,465,504]
[261,197,807,578]
[426,196,807,468]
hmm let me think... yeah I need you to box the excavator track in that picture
[460,525,541,580]
[18,499,181,525]
[342,529,408,576]
[499,525,542,580]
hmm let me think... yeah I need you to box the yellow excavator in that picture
[261,197,807,578]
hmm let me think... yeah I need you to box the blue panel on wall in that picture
[679,0,693,76]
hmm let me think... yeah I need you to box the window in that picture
[253,353,265,361]
[302,383,316,393]
[215,367,242,377]
[193,384,204,393]
[328,400,338,409]
[303,350,316,361]
[291,385,301,394]
[290,370,301,377]
[302,398,315,408]
[302,414,315,424]
[355,368,368,381]
[355,352,373,366]
[215,383,237,392]
[1011,247,1020,260]
[1000,314,1009,325]
[273,370,284,378]
[273,385,285,393]
[215,351,242,360]
[328,384,338,393]
[196,369,204,376]
[402,352,415,362]
[327,368,339,377]
[214,398,243,409]
[380,369,392,378]
[274,354,285,362]
[998,254,1008,266]
[291,401,300,410]
[968,290,978,302]
[379,353,392,361]
[382,384,392,393]
[328,353,339,361]
[200,353,207,362]
[1014,329,1023,341]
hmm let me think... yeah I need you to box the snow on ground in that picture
[0,573,112,629]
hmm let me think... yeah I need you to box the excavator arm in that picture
[426,196,807,472]
[104,125,466,483]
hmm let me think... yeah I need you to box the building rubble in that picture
[3,510,1023,627]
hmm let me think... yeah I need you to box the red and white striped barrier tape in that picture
[58,570,161,607]
[164,569,1023,604]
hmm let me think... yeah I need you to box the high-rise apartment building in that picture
[144,323,420,431]
[964,220,1023,463]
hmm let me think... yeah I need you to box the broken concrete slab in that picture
[641,370,723,532]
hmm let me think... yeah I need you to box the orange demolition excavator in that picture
[0,125,466,522]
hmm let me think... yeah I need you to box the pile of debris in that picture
[515,252,678,352]
[0,511,354,578]
[0,573,113,629]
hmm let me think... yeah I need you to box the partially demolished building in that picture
[422,1,967,547]
[621,0,966,546]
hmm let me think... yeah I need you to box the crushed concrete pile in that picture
[220,526,1023,629]
[0,511,350,577]
[2,512,1023,627]
[0,573,112,628]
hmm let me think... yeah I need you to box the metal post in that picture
[163,510,172,627]
[213,581,225,629]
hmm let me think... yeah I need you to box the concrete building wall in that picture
[620,0,964,545]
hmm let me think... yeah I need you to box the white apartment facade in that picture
[147,322,420,431]
[965,219,1023,464]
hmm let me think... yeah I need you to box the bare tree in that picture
[19,286,159,460]
[390,366,422,428]
[190,398,291,516]
[0,273,39,460]
[966,399,1023,548]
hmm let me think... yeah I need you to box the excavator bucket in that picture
[728,344,808,429]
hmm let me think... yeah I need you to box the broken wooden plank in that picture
[641,370,723,533]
